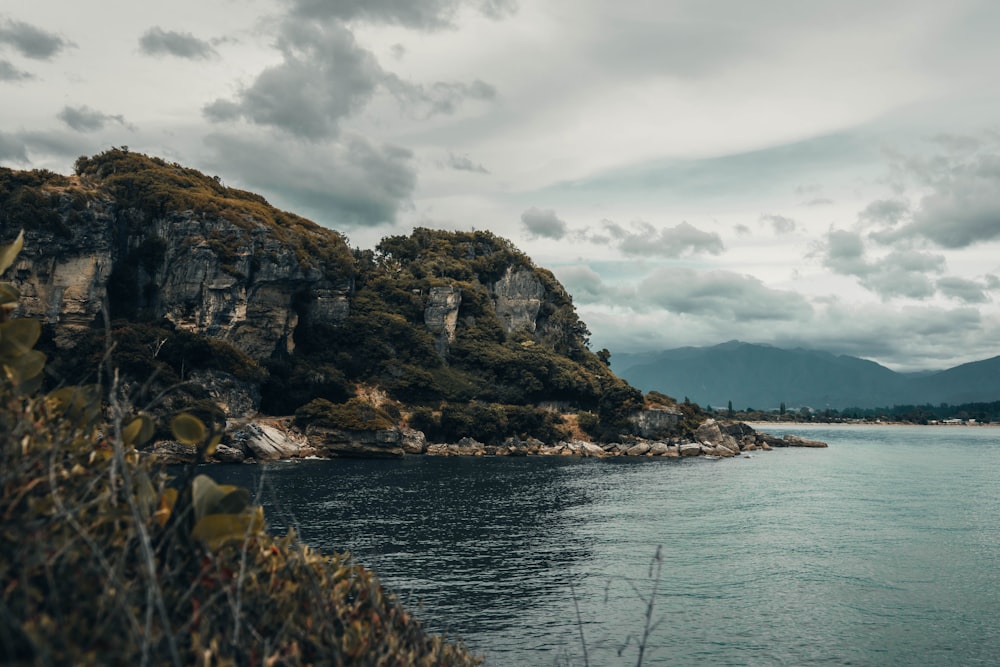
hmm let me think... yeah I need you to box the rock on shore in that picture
[149,417,826,464]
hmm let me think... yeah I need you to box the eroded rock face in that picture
[490,266,544,334]
[11,207,352,360]
[424,285,462,355]
[306,426,404,458]
[12,201,116,347]
[631,408,681,439]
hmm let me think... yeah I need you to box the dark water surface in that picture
[207,425,1000,665]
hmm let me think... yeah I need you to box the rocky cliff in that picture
[1,150,639,444]
[5,155,355,361]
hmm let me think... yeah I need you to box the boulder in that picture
[426,443,451,456]
[679,442,702,457]
[648,442,672,456]
[580,442,606,458]
[400,427,427,454]
[782,434,828,448]
[695,419,741,453]
[212,442,247,464]
[231,421,311,461]
[626,442,651,457]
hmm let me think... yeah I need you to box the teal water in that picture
[207,425,1000,665]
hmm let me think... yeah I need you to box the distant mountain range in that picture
[611,341,1000,410]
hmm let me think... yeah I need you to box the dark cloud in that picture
[734,224,751,236]
[858,250,943,300]
[444,152,489,174]
[205,19,493,139]
[936,276,991,304]
[639,267,812,322]
[0,131,28,163]
[821,229,947,300]
[602,220,723,258]
[203,132,416,227]
[57,105,131,133]
[0,58,31,81]
[0,19,72,60]
[521,207,567,240]
[858,198,908,226]
[876,148,1000,248]
[822,229,869,276]
[204,21,380,140]
[760,213,796,234]
[285,0,516,29]
[139,27,217,60]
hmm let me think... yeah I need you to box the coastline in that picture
[152,417,829,464]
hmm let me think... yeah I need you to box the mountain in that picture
[0,149,644,445]
[907,355,1000,406]
[613,341,1000,410]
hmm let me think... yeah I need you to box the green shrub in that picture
[295,397,396,431]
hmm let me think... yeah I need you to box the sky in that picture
[2,0,1000,371]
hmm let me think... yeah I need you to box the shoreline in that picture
[154,417,829,464]
[744,420,999,428]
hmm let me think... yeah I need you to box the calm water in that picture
[207,425,1000,666]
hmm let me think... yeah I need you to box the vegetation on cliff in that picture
[1,149,673,443]
[0,234,480,665]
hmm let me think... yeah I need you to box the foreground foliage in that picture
[0,234,480,666]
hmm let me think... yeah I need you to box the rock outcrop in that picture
[490,266,544,334]
[631,408,681,439]
[227,419,313,461]
[424,285,462,355]
[306,426,405,458]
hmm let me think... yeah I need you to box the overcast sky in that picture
[2,0,1000,371]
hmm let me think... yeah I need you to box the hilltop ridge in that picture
[0,149,648,448]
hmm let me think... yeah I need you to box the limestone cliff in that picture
[1,150,643,443]
[4,151,354,360]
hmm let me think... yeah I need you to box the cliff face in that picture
[490,266,544,334]
[5,154,354,360]
[1,150,640,431]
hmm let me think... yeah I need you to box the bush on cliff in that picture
[409,402,569,445]
[295,397,396,431]
[0,233,480,666]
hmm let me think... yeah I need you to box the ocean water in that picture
[207,425,1000,666]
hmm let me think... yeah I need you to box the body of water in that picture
[207,425,1000,665]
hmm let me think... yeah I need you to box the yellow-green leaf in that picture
[191,474,249,521]
[171,413,206,446]
[47,385,102,424]
[191,508,264,546]
[0,318,41,360]
[0,230,23,276]
[0,284,19,306]
[122,414,155,447]
[4,349,45,385]
[203,433,223,458]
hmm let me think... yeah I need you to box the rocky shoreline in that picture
[150,417,827,464]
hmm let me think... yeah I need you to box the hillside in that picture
[614,341,1000,410]
[0,149,645,445]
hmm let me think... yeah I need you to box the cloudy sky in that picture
[2,0,1000,371]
